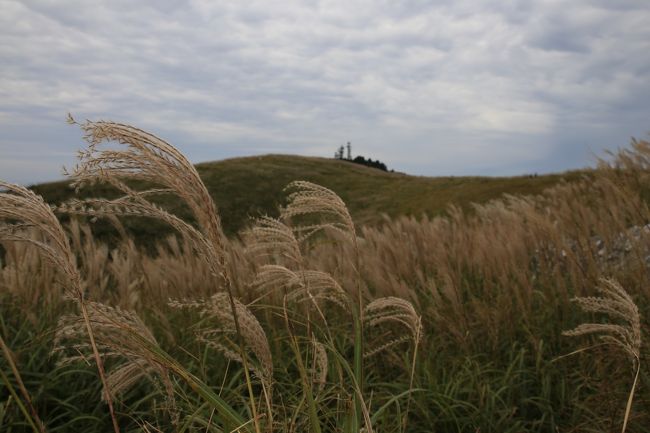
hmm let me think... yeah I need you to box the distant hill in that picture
[31,154,587,243]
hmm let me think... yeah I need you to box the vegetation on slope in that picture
[2,122,648,433]
[32,154,586,240]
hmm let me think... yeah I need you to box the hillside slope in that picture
[32,154,587,239]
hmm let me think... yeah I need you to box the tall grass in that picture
[1,122,649,432]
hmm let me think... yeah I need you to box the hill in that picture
[31,154,587,240]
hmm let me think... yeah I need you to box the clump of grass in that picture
[0,181,120,433]
[245,185,423,433]
[169,293,273,406]
[364,296,422,431]
[563,278,642,433]
[52,301,178,423]
[281,180,368,431]
[247,202,365,432]
[60,117,269,432]
[4,121,650,432]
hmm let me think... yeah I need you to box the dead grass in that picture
[1,123,649,432]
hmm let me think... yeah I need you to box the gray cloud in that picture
[1,0,649,184]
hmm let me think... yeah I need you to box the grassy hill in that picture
[31,154,587,240]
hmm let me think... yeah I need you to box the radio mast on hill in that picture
[335,142,352,160]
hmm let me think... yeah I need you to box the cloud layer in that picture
[1,0,649,184]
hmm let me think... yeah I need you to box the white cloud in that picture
[1,0,649,183]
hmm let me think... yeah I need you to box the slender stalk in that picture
[212,259,264,433]
[0,334,46,433]
[325,341,373,432]
[282,297,322,433]
[402,327,420,432]
[352,310,363,431]
[0,181,120,433]
[352,235,364,432]
[79,299,121,433]
[621,359,640,433]
[0,366,43,433]
[129,332,249,432]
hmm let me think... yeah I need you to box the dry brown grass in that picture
[0,181,121,433]
[168,293,273,393]
[563,279,641,433]
[299,167,650,354]
[59,117,273,433]
[53,301,177,423]
[3,123,648,431]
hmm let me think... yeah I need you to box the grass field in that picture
[1,121,648,433]
[31,154,586,238]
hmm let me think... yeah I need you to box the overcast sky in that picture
[1,0,649,184]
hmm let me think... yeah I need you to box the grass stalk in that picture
[325,341,373,432]
[282,298,322,433]
[621,359,640,433]
[402,327,420,432]
[0,334,46,433]
[224,294,263,433]
[124,326,251,432]
[0,368,42,433]
[78,299,121,433]
[350,215,364,433]
[352,309,363,432]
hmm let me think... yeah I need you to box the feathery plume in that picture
[64,118,228,283]
[245,216,302,266]
[53,301,177,420]
[563,279,640,362]
[282,181,356,242]
[0,180,122,433]
[64,118,265,432]
[169,293,273,389]
[252,265,349,311]
[0,182,81,296]
[563,278,642,433]
[363,297,422,358]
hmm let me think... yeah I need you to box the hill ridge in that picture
[31,154,586,239]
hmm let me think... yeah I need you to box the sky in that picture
[1,0,649,185]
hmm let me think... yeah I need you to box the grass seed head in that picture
[363,296,422,358]
[563,278,641,364]
[245,216,303,266]
[282,181,356,242]
[53,301,177,416]
[170,293,273,388]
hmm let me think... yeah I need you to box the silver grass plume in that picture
[563,279,640,363]
[563,278,642,433]
[363,297,422,359]
[53,301,177,420]
[0,182,82,296]
[252,265,350,312]
[287,270,350,311]
[0,180,121,433]
[169,293,273,390]
[62,117,228,284]
[281,181,356,242]
[245,216,302,266]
